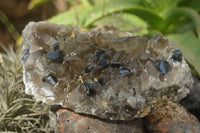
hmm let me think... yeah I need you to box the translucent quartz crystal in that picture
[22,21,193,120]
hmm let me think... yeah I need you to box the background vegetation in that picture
[0,0,200,132]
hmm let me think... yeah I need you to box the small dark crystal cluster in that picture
[22,21,193,120]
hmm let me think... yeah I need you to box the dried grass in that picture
[0,45,54,132]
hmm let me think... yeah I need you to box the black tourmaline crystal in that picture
[99,56,110,68]
[172,49,182,62]
[84,83,95,96]
[53,43,59,51]
[96,49,106,60]
[98,78,105,86]
[154,60,171,75]
[111,62,122,68]
[47,50,64,63]
[85,63,94,73]
[21,49,30,62]
[119,68,130,74]
[42,74,58,86]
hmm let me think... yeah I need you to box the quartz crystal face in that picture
[22,21,193,120]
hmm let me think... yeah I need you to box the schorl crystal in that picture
[132,87,136,96]
[53,43,59,51]
[111,62,122,68]
[154,60,171,75]
[172,49,182,62]
[119,68,130,74]
[47,50,64,62]
[84,83,95,96]
[96,49,106,60]
[98,78,105,86]
[85,63,94,73]
[42,74,58,86]
[21,49,30,62]
[99,56,110,68]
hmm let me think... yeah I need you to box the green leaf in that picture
[164,7,200,39]
[163,15,194,34]
[80,0,93,8]
[81,1,165,30]
[48,0,94,26]
[28,0,51,9]
[140,0,180,12]
[0,10,20,42]
[48,10,76,26]
[48,0,165,30]
[167,31,200,75]
[79,0,141,27]
[178,0,200,12]
[93,13,148,35]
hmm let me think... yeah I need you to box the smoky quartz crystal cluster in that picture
[22,21,193,120]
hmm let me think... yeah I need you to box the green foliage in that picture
[81,4,166,30]
[139,0,180,12]
[49,10,76,25]
[163,7,200,39]
[48,0,200,75]
[178,0,200,12]
[28,0,51,9]
[0,10,20,42]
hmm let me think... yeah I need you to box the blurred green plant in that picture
[0,10,20,42]
[28,0,51,9]
[48,0,200,75]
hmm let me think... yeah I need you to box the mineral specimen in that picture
[22,21,193,120]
